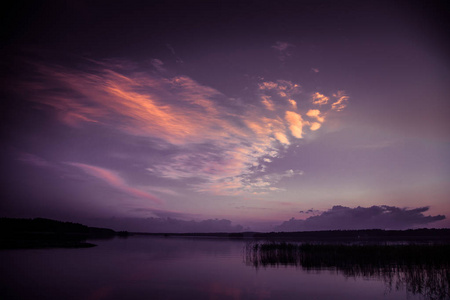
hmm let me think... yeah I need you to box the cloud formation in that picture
[67,162,162,204]
[311,92,329,105]
[331,91,349,111]
[285,111,305,138]
[275,205,445,231]
[21,59,349,196]
[306,109,324,123]
[94,217,244,233]
[17,153,52,168]
[272,41,294,61]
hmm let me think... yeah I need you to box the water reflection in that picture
[2,237,444,299]
[245,243,450,300]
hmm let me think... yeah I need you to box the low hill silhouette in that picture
[0,217,125,249]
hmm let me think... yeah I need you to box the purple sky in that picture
[1,0,449,232]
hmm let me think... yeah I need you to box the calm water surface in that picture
[0,236,436,299]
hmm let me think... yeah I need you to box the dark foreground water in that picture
[1,236,448,300]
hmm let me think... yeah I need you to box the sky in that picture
[1,0,449,232]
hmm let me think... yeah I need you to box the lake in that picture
[1,236,447,299]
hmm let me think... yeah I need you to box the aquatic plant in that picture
[245,242,450,300]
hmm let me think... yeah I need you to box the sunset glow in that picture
[1,0,449,232]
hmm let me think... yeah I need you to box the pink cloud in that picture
[288,99,297,109]
[331,91,349,111]
[17,153,52,168]
[271,41,294,61]
[309,122,321,131]
[30,64,237,145]
[312,92,329,105]
[261,95,275,111]
[285,111,304,138]
[24,60,349,195]
[67,162,162,204]
[272,41,292,52]
[306,109,325,123]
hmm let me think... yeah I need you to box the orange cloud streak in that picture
[312,92,329,105]
[331,91,349,111]
[25,61,349,195]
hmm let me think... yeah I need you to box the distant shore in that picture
[0,217,128,249]
[2,217,450,249]
[135,228,450,243]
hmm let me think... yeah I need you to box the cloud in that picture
[312,92,329,105]
[234,169,303,194]
[17,153,52,168]
[331,91,349,111]
[130,207,195,219]
[288,99,297,109]
[272,42,291,52]
[275,205,446,231]
[261,95,275,111]
[272,41,294,61]
[93,217,244,233]
[309,122,321,131]
[274,132,290,145]
[263,169,303,182]
[259,81,279,90]
[145,187,180,197]
[285,111,304,138]
[21,59,349,195]
[305,109,324,131]
[166,44,184,64]
[67,162,162,204]
[28,64,230,145]
[258,80,300,96]
[306,109,324,123]
[150,58,165,72]
[299,209,322,215]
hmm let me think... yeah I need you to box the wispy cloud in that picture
[67,162,162,204]
[311,92,329,105]
[28,64,231,145]
[271,41,294,61]
[130,207,195,219]
[22,59,349,195]
[150,58,165,72]
[331,90,349,111]
[17,153,52,168]
[244,169,304,194]
[261,95,275,111]
[166,44,184,64]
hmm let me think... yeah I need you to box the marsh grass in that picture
[245,242,450,300]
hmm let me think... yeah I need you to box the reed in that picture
[245,242,450,300]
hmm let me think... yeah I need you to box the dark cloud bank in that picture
[275,206,445,232]
[86,205,445,233]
